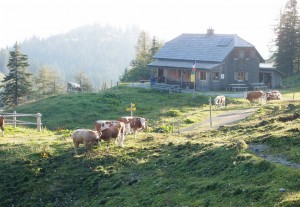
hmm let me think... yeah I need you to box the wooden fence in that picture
[1,111,42,132]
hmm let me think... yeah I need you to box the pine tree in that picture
[273,0,299,76]
[120,32,162,81]
[34,66,64,96]
[1,42,32,106]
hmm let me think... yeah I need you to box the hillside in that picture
[0,86,300,206]
[0,25,140,89]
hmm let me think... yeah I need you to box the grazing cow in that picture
[246,91,266,102]
[67,82,82,92]
[118,116,147,139]
[266,90,282,101]
[71,129,100,155]
[94,120,120,132]
[214,95,226,110]
[94,120,125,147]
[0,115,4,137]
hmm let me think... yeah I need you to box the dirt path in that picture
[249,144,300,169]
[180,108,258,133]
[180,107,300,169]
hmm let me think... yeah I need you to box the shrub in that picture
[184,118,195,124]
[152,125,173,133]
[166,110,181,117]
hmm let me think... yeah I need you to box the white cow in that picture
[67,82,82,92]
[118,116,147,139]
[214,95,226,110]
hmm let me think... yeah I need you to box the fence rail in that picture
[1,111,42,132]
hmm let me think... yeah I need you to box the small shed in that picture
[259,66,284,89]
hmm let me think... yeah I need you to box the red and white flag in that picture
[191,62,196,82]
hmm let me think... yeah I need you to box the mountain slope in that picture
[0,24,140,89]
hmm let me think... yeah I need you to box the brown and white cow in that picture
[94,120,120,132]
[266,90,282,101]
[214,95,226,110]
[71,129,100,155]
[0,115,4,137]
[246,91,266,102]
[94,120,125,147]
[118,116,147,139]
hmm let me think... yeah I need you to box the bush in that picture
[152,125,173,133]
[166,110,181,117]
[184,118,195,124]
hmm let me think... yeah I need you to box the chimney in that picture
[207,27,214,36]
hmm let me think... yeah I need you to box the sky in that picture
[0,0,289,59]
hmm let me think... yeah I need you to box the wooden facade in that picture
[148,29,282,91]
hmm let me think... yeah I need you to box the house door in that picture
[196,71,209,90]
[158,68,163,77]
[264,73,272,88]
[157,68,165,83]
[260,72,272,88]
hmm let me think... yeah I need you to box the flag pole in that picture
[192,60,196,98]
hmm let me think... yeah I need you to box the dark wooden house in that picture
[148,29,281,91]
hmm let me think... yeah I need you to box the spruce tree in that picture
[34,66,64,96]
[120,32,162,81]
[1,42,32,106]
[273,0,299,76]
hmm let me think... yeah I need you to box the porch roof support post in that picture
[180,69,183,87]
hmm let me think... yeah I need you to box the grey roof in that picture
[153,33,261,62]
[148,59,220,70]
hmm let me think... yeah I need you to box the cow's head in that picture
[140,118,147,129]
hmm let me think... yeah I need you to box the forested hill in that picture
[0,24,140,89]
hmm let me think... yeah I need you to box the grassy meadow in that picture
[0,85,300,206]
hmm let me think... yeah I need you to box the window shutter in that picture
[234,72,238,80]
[245,72,249,81]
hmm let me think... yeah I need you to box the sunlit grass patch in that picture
[277,192,300,207]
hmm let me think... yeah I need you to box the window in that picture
[234,71,249,81]
[233,50,239,59]
[238,72,245,81]
[200,71,206,80]
[213,72,220,81]
[245,49,251,59]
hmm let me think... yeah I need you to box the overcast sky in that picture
[0,0,288,59]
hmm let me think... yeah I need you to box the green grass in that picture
[12,86,246,130]
[0,86,299,206]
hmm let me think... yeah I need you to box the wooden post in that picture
[172,122,174,133]
[13,111,17,128]
[130,103,133,116]
[36,113,42,132]
[293,92,295,100]
[209,97,212,128]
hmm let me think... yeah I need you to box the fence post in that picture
[13,111,17,128]
[36,113,42,132]
[209,97,212,128]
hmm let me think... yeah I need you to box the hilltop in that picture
[0,86,299,206]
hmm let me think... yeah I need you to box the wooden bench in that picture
[139,79,150,83]
[229,84,248,91]
[249,83,267,91]
[231,86,248,91]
